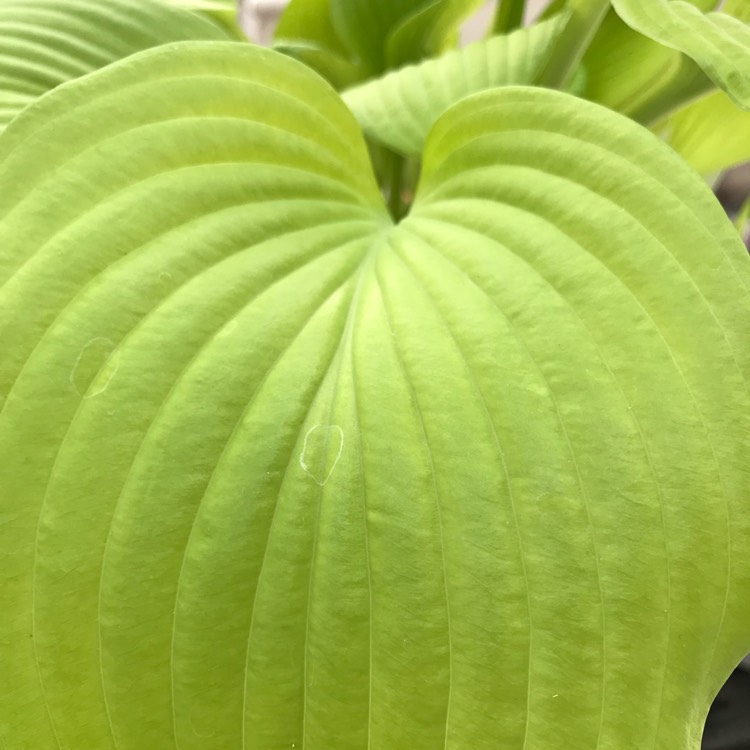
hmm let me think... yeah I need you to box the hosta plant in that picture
[1,1,749,749]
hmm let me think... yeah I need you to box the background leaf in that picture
[581,9,700,118]
[1,39,750,750]
[329,0,433,74]
[276,0,484,82]
[723,0,750,23]
[342,13,569,156]
[384,0,486,68]
[275,0,349,56]
[579,0,722,123]
[0,0,234,132]
[162,0,246,39]
[274,0,364,87]
[665,90,750,174]
[610,0,750,108]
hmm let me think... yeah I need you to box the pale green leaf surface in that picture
[1,41,750,750]
[0,0,234,132]
[342,13,569,156]
[611,0,750,108]
[667,89,750,173]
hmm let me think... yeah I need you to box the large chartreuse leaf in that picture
[0,0,234,131]
[342,13,569,156]
[1,41,749,750]
[610,0,750,108]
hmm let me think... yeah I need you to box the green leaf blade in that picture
[667,90,750,174]
[342,13,569,156]
[611,0,750,108]
[0,41,385,750]
[413,85,750,747]
[0,0,236,132]
[1,41,749,750]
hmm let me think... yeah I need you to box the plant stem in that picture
[536,0,610,90]
[387,151,405,222]
[493,0,525,34]
[734,195,750,241]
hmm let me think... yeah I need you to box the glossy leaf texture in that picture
[0,0,234,132]
[610,0,750,108]
[1,41,750,750]
[666,90,750,174]
[342,13,569,156]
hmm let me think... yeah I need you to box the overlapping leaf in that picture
[275,0,485,85]
[342,13,569,156]
[1,40,750,750]
[0,0,234,131]
[666,90,750,174]
[581,10,701,120]
[611,0,750,108]
[579,0,725,123]
[163,0,246,39]
[383,0,487,68]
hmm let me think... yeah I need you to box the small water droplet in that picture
[299,424,344,486]
[70,338,119,398]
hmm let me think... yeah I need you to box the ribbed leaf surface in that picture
[611,0,750,107]
[342,13,568,156]
[0,0,233,130]
[1,41,749,750]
